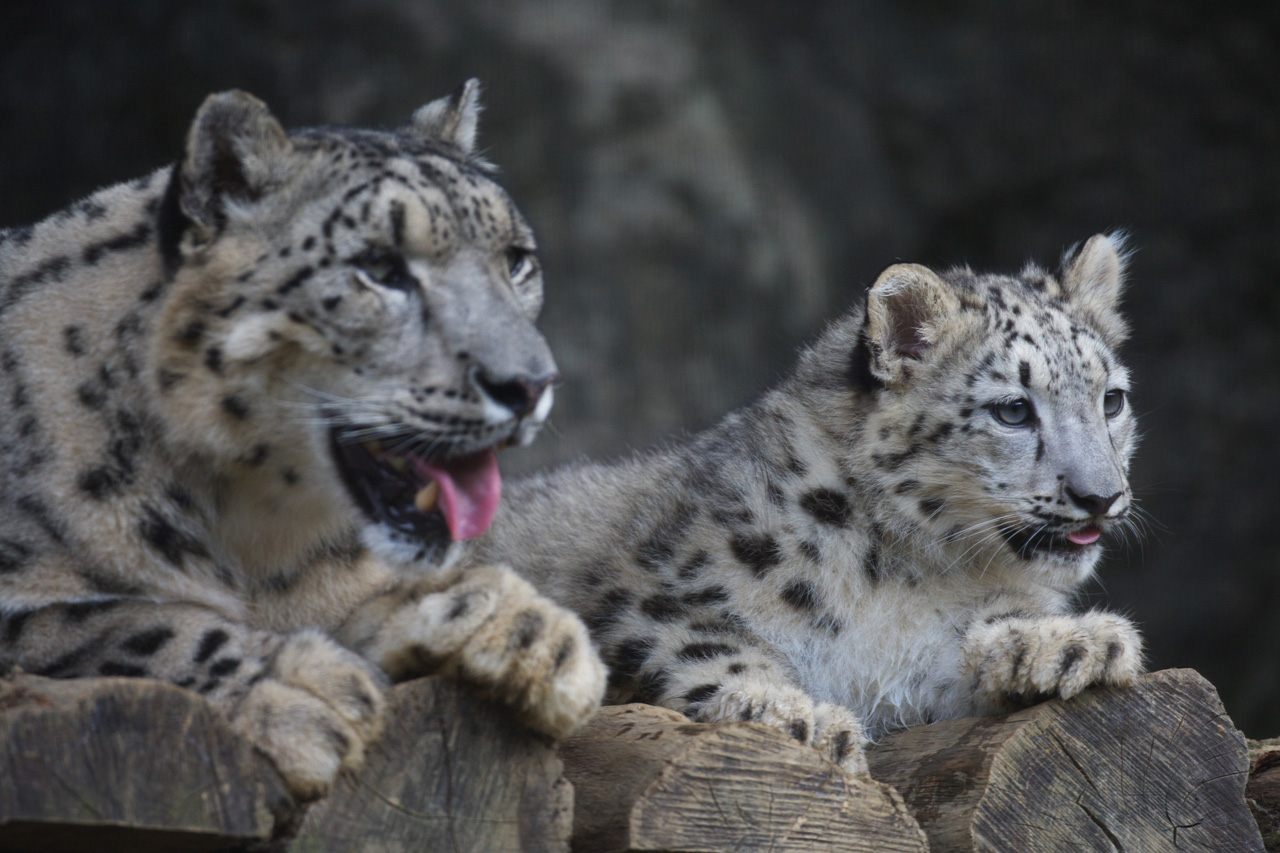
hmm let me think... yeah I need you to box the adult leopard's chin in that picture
[360,521,463,575]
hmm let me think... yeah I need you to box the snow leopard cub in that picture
[477,234,1142,774]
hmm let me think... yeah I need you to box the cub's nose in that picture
[1065,487,1123,517]
[473,368,556,418]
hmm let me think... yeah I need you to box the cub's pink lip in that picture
[1066,525,1102,546]
[1000,521,1106,560]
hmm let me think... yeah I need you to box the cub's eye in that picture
[1103,389,1127,418]
[355,250,414,291]
[992,398,1035,427]
[505,246,536,282]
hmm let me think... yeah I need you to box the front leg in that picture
[0,600,386,801]
[962,610,1143,710]
[337,563,605,740]
[600,621,869,775]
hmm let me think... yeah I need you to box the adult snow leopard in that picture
[0,82,604,800]
[478,234,1142,774]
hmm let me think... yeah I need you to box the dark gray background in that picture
[3,1,1277,734]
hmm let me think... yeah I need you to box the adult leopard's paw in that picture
[963,611,1143,707]
[372,564,605,740]
[693,682,869,775]
[230,630,387,801]
[449,565,606,739]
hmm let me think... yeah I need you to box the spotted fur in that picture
[0,82,604,800]
[479,235,1143,774]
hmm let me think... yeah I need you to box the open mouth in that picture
[1000,523,1103,560]
[329,428,503,550]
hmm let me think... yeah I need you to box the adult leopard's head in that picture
[804,235,1136,585]
[152,82,555,571]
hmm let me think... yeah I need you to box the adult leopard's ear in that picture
[1059,232,1130,347]
[863,263,961,387]
[165,91,291,258]
[408,79,482,156]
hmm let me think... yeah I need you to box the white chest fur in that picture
[737,541,987,736]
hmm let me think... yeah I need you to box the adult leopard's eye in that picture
[356,249,414,291]
[992,398,1034,427]
[505,246,535,282]
[1103,389,1126,418]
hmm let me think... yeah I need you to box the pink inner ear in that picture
[890,309,930,359]
[885,288,932,359]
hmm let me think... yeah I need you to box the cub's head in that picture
[807,235,1136,584]
[152,82,555,570]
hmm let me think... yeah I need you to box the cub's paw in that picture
[813,701,870,775]
[383,564,606,740]
[231,630,387,801]
[692,683,869,775]
[963,611,1143,706]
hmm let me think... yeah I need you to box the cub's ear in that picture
[408,79,482,156]
[177,90,291,238]
[1059,232,1130,346]
[864,263,960,387]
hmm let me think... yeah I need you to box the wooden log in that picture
[0,673,292,852]
[0,674,572,853]
[289,676,572,853]
[1246,736,1280,850]
[4,666,1259,852]
[868,668,1262,852]
[557,703,928,853]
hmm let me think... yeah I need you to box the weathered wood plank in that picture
[0,674,573,853]
[3,667,1260,853]
[558,703,928,853]
[289,676,572,853]
[868,668,1262,852]
[0,674,292,852]
[1246,736,1280,850]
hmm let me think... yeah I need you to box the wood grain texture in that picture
[289,676,572,853]
[559,703,928,853]
[1246,737,1280,850]
[1,668,1263,852]
[0,674,292,852]
[869,668,1263,852]
[0,674,572,853]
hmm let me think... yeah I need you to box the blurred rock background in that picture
[2,1,1277,733]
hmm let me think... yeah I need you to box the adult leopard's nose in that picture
[472,367,556,418]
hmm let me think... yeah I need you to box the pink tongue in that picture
[411,450,502,541]
[1067,526,1102,546]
